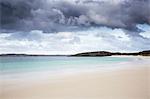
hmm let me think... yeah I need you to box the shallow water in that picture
[0,56,138,82]
[0,56,132,73]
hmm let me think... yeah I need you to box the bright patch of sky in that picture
[137,24,150,39]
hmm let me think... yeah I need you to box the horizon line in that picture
[0,50,149,56]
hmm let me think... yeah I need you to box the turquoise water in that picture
[0,56,134,82]
[0,56,132,74]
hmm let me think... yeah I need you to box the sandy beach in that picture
[1,56,150,99]
[1,0,150,98]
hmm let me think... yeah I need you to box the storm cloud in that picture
[0,0,150,54]
[1,0,150,33]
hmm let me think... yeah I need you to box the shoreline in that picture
[1,56,149,83]
[1,56,150,99]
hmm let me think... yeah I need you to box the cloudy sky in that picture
[0,0,150,54]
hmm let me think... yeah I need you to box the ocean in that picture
[0,56,133,82]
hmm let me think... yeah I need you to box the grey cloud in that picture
[0,28,149,54]
[0,0,150,33]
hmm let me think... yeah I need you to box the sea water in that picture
[0,56,133,82]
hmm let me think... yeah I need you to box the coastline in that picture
[1,56,150,99]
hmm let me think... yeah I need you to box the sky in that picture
[0,0,150,54]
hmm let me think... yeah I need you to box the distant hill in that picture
[71,50,150,56]
[71,51,112,56]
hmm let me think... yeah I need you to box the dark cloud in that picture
[0,0,150,33]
